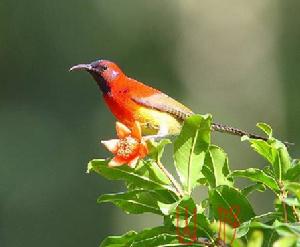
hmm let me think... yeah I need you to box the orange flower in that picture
[101,121,148,168]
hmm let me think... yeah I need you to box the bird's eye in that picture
[102,65,108,71]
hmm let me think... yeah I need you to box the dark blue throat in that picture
[89,72,111,95]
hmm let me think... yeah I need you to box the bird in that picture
[69,59,272,141]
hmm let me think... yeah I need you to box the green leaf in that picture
[158,197,214,241]
[100,226,201,247]
[174,114,211,194]
[262,229,279,247]
[284,159,300,182]
[202,145,233,188]
[284,182,300,201]
[241,183,266,196]
[245,137,291,181]
[247,230,263,247]
[235,212,280,238]
[210,221,245,247]
[158,200,181,216]
[273,236,298,247]
[244,220,300,238]
[282,197,300,207]
[171,198,214,241]
[230,168,279,192]
[272,220,300,237]
[278,146,292,178]
[88,159,176,193]
[190,213,215,241]
[247,139,275,164]
[98,189,175,215]
[257,122,272,138]
[263,165,275,178]
[246,220,284,247]
[100,227,178,247]
[171,197,197,219]
[209,185,255,225]
[158,196,196,219]
[129,227,179,247]
[148,139,171,162]
[274,198,298,223]
[134,159,171,186]
[100,231,137,247]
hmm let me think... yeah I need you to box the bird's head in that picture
[70,60,123,94]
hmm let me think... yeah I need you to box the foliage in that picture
[88,115,300,246]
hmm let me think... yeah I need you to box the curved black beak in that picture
[69,63,92,72]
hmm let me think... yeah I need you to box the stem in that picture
[155,160,184,197]
[282,197,288,223]
[292,205,300,222]
[279,181,300,222]
[279,181,288,223]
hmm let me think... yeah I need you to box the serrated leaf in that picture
[88,159,176,194]
[257,122,272,138]
[202,145,233,188]
[98,189,175,215]
[174,114,211,194]
[209,185,255,226]
[230,168,279,192]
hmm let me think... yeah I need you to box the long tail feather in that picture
[211,122,293,146]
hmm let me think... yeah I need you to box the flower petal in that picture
[131,121,142,140]
[127,156,139,168]
[108,156,126,167]
[101,139,119,153]
[139,141,149,158]
[116,122,131,139]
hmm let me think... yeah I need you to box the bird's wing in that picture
[131,93,194,121]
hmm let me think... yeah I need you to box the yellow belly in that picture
[135,107,183,136]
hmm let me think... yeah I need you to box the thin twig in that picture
[154,160,184,198]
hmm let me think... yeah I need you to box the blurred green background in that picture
[1,1,299,246]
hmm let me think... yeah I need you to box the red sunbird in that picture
[70,59,278,142]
